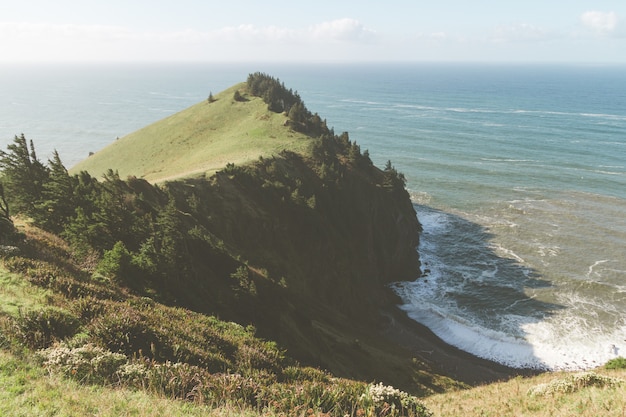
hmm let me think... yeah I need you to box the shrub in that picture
[281,366,330,383]
[15,307,81,348]
[38,343,127,384]
[90,303,159,358]
[96,241,133,284]
[605,356,626,370]
[123,360,211,401]
[0,245,20,257]
[360,382,433,417]
[528,371,625,396]
[70,296,107,321]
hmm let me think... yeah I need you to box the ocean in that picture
[2,62,625,371]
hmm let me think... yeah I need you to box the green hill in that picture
[2,73,626,417]
[70,83,311,182]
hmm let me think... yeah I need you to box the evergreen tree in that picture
[0,182,10,221]
[35,150,76,233]
[0,182,15,243]
[0,134,49,215]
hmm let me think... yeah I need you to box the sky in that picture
[1,0,625,63]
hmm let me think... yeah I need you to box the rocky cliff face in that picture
[169,146,421,317]
[162,138,422,380]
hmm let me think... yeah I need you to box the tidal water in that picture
[2,62,625,370]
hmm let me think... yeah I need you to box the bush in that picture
[528,372,625,396]
[90,303,159,358]
[38,343,127,384]
[120,360,211,401]
[15,307,81,348]
[605,356,626,369]
[361,382,433,417]
[96,241,133,284]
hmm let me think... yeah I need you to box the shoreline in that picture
[378,292,541,385]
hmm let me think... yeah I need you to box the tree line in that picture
[247,72,329,137]
[1,73,407,300]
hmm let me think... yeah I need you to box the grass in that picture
[1,224,434,417]
[422,368,626,417]
[70,83,312,183]
[0,267,52,317]
[0,349,256,417]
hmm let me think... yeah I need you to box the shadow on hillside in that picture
[389,204,564,374]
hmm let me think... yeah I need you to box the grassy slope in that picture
[13,81,626,415]
[70,83,311,182]
[0,350,241,417]
[2,260,625,416]
[423,369,626,417]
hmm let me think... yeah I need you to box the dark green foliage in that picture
[90,302,161,359]
[0,134,49,215]
[35,150,77,233]
[0,182,10,220]
[0,180,14,249]
[15,307,81,348]
[233,89,246,102]
[605,356,626,369]
[247,72,329,136]
[96,241,133,284]
[384,159,408,190]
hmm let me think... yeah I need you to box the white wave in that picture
[489,243,525,263]
[394,282,626,371]
[591,169,625,176]
[414,207,450,234]
[522,320,626,371]
[340,98,383,105]
[395,296,545,369]
[409,191,432,205]
[587,260,611,279]
[580,112,626,121]
[480,158,537,163]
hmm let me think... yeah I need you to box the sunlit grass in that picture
[0,349,258,417]
[0,266,52,317]
[422,368,626,417]
[71,83,312,183]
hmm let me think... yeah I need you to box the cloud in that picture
[309,18,376,42]
[580,11,618,34]
[490,23,556,43]
[0,18,377,62]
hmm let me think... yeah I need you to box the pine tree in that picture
[0,134,49,215]
[35,150,76,233]
[0,182,15,243]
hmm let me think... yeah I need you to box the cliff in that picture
[158,137,423,384]
[2,75,436,393]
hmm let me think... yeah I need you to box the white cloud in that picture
[490,23,555,43]
[309,18,376,42]
[580,11,618,34]
[0,18,379,62]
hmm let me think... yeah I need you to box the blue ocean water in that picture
[2,63,625,370]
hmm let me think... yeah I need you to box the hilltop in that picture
[70,83,311,182]
[1,73,442,416]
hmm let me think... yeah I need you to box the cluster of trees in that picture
[247,72,328,136]
[1,72,409,314]
[0,134,201,289]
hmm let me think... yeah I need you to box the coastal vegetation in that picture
[1,74,434,416]
[2,74,625,416]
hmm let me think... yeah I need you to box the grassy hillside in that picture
[423,367,626,417]
[70,83,311,182]
[6,74,625,416]
[3,225,624,416]
[0,220,433,417]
